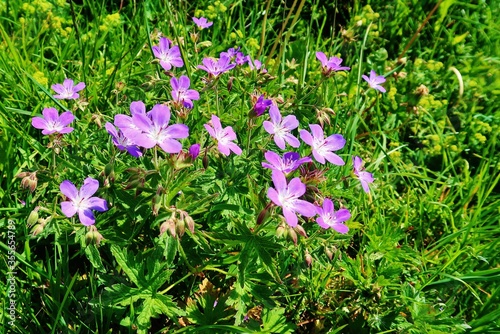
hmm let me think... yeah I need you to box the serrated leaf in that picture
[261,307,295,333]
[102,284,150,307]
[111,244,145,287]
[163,235,178,266]
[136,294,184,330]
[84,245,105,272]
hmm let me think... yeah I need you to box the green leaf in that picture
[261,307,295,333]
[111,244,145,287]
[84,245,105,272]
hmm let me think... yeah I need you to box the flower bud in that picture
[20,172,38,193]
[85,226,104,246]
[294,225,308,238]
[175,218,186,237]
[287,227,298,245]
[184,214,195,234]
[325,247,334,261]
[152,187,164,216]
[160,218,177,237]
[305,252,313,267]
[202,149,209,169]
[256,204,270,225]
[27,207,40,226]
[227,76,234,92]
[31,224,45,237]
[276,224,286,238]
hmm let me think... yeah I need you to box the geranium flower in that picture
[267,170,316,227]
[316,198,350,233]
[114,100,147,133]
[192,17,213,29]
[52,79,86,100]
[125,103,189,153]
[152,37,184,71]
[105,122,142,157]
[316,52,350,75]
[170,75,200,109]
[204,114,242,156]
[189,143,201,160]
[362,70,386,93]
[263,105,300,149]
[197,56,236,77]
[253,95,273,116]
[353,156,374,193]
[32,107,75,135]
[299,124,345,165]
[262,151,311,174]
[60,177,108,226]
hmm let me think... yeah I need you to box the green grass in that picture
[1,0,499,333]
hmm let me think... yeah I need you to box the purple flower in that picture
[197,56,236,77]
[220,46,241,59]
[316,52,350,75]
[125,102,189,153]
[235,53,249,66]
[189,143,201,160]
[52,79,86,100]
[253,95,273,116]
[267,170,316,227]
[316,198,350,234]
[114,101,147,134]
[32,107,75,135]
[192,17,213,29]
[171,75,200,109]
[353,156,374,193]
[263,105,300,150]
[60,177,108,226]
[299,124,345,165]
[362,70,386,93]
[204,115,242,156]
[105,122,142,157]
[248,58,267,73]
[262,151,311,174]
[152,37,184,71]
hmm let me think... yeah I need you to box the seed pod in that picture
[287,227,298,245]
[27,207,40,226]
[184,214,195,234]
[31,224,44,237]
[276,224,286,238]
[294,225,308,238]
[305,252,313,267]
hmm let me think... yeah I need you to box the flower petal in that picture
[61,201,77,217]
[299,130,313,146]
[60,180,78,200]
[271,170,287,193]
[79,209,96,226]
[294,200,317,218]
[130,101,146,115]
[80,178,99,199]
[288,177,306,197]
[149,104,171,127]
[88,197,108,212]
[58,111,75,126]
[283,207,298,227]
[159,138,183,153]
[267,188,281,206]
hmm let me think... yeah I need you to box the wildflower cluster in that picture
[28,23,380,248]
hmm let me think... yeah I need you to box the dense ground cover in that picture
[1,0,499,333]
